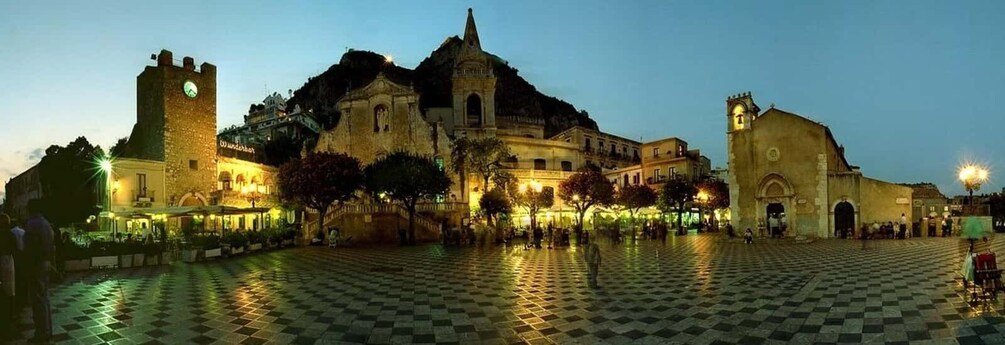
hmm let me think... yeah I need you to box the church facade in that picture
[726,93,912,238]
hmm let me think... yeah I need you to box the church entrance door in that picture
[834,202,854,238]
[766,203,785,237]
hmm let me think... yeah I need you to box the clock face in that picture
[183,80,198,98]
[731,104,745,116]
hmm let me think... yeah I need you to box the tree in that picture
[36,136,105,228]
[558,169,615,231]
[513,182,554,231]
[261,134,302,167]
[277,152,363,235]
[479,188,512,242]
[617,184,657,224]
[451,137,513,194]
[365,151,451,245]
[109,137,129,158]
[695,177,730,229]
[657,175,698,235]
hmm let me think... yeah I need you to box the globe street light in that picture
[958,164,989,215]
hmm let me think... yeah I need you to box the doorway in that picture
[834,202,854,238]
[766,203,785,237]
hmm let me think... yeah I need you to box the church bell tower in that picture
[452,8,497,138]
[726,92,759,133]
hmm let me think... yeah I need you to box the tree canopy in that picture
[558,169,614,230]
[277,152,363,229]
[617,184,657,218]
[513,182,554,230]
[696,178,729,211]
[450,137,513,192]
[36,136,105,228]
[364,151,451,244]
[657,175,698,234]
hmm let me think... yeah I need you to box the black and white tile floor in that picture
[9,235,1005,344]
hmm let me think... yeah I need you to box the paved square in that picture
[12,235,1005,344]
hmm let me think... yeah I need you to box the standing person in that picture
[899,220,907,240]
[768,215,779,239]
[780,214,788,238]
[941,218,949,237]
[23,200,54,343]
[928,218,936,237]
[0,214,17,340]
[583,242,601,288]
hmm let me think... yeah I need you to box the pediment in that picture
[341,74,416,102]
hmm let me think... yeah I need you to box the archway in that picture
[834,201,854,238]
[766,203,785,237]
[466,94,482,127]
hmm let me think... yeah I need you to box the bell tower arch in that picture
[452,8,497,138]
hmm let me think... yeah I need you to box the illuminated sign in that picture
[219,141,256,154]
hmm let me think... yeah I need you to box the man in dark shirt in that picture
[0,214,17,339]
[23,200,53,343]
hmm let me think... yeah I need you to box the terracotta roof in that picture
[900,183,948,200]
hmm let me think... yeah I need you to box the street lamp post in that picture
[696,190,709,232]
[958,164,989,216]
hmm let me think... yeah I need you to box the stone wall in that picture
[858,177,913,225]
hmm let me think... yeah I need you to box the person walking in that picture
[23,200,54,343]
[583,242,601,288]
[0,214,17,340]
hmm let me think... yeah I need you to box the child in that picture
[744,228,753,244]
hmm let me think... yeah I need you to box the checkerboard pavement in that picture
[9,235,1005,344]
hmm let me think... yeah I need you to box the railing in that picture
[132,190,155,203]
[322,203,440,233]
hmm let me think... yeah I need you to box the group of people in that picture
[0,200,54,342]
[441,221,476,247]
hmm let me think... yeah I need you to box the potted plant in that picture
[202,234,222,259]
[118,241,136,268]
[62,239,91,271]
[224,231,247,255]
[143,241,162,266]
[90,241,119,268]
[247,230,264,252]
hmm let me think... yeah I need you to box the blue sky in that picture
[1,0,1003,199]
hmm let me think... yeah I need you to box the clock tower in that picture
[125,49,217,206]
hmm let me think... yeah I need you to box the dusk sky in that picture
[1,0,1002,199]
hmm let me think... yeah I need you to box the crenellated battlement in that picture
[727,91,753,101]
[153,49,216,75]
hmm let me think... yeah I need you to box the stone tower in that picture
[452,8,497,138]
[126,49,217,206]
[725,92,759,226]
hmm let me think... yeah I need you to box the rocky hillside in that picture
[286,36,597,137]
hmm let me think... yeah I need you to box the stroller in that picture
[962,250,1004,306]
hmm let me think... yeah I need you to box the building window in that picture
[534,159,547,170]
[598,141,605,153]
[623,173,629,187]
[610,143,616,154]
[653,148,659,158]
[678,145,684,157]
[561,161,572,171]
[633,174,639,185]
[189,160,198,170]
[585,138,592,151]
[137,173,147,197]
[670,167,677,177]
[466,94,482,127]
[654,168,661,182]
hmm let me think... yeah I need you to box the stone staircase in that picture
[322,203,441,233]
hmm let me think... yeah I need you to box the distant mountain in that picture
[286,36,597,138]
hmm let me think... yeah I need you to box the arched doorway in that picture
[466,94,482,127]
[834,202,854,238]
[766,203,785,237]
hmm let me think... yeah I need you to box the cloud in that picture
[27,148,44,162]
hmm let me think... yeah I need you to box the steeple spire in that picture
[463,8,481,50]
